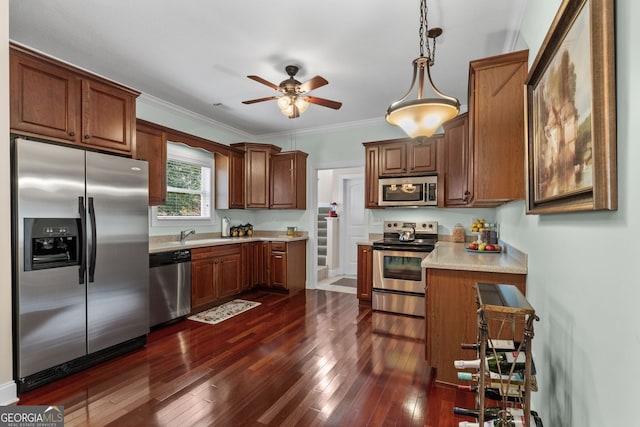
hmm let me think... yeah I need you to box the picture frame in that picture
[525,0,617,214]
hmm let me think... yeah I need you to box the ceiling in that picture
[9,0,527,138]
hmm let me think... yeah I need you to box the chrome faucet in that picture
[180,228,196,244]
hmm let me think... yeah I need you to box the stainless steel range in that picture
[372,221,438,317]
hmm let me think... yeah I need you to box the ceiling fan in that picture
[242,65,342,119]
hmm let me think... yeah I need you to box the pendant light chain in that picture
[419,0,436,67]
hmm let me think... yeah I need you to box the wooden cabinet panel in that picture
[379,142,407,176]
[246,146,271,208]
[241,243,253,290]
[269,250,287,289]
[408,139,438,174]
[81,79,135,153]
[10,51,80,142]
[443,113,471,206]
[135,120,167,206]
[191,259,216,309]
[218,251,242,298]
[191,245,242,311]
[356,245,373,303]
[364,145,380,209]
[467,50,528,206]
[253,241,269,286]
[426,268,526,385]
[229,150,245,209]
[266,240,306,293]
[270,151,307,209]
[10,45,138,156]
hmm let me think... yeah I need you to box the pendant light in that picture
[386,0,460,138]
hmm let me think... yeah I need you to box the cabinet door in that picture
[10,50,80,142]
[135,122,167,206]
[443,113,471,206]
[252,241,269,286]
[191,259,216,309]
[245,146,271,208]
[217,252,242,298]
[408,139,438,174]
[379,142,407,176]
[269,250,287,289]
[426,268,526,385]
[356,245,373,302]
[364,145,381,209]
[241,243,253,290]
[469,50,528,205]
[270,152,297,209]
[229,151,245,209]
[81,79,135,155]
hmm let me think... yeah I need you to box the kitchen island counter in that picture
[422,241,527,274]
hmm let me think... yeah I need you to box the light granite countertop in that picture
[421,241,527,274]
[149,231,308,254]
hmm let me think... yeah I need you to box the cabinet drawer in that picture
[270,241,286,251]
[192,244,241,260]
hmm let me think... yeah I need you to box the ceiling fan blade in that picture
[298,76,328,93]
[242,96,278,104]
[247,75,282,92]
[305,96,342,110]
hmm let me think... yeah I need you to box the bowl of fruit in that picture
[466,241,502,253]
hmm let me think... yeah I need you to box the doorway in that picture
[315,167,365,292]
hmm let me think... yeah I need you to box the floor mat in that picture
[188,299,261,325]
[330,278,357,288]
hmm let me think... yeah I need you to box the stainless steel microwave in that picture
[378,176,437,206]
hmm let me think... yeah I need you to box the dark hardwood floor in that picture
[18,289,473,426]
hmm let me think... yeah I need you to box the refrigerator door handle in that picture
[78,196,86,285]
[88,196,97,283]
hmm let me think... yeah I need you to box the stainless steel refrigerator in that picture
[12,137,149,391]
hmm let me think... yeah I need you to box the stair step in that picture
[317,255,326,266]
[318,229,327,237]
[317,215,328,222]
[318,207,331,214]
[317,247,327,256]
[317,237,327,246]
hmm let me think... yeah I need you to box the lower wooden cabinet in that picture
[267,240,306,293]
[425,268,527,385]
[190,239,307,313]
[191,245,242,311]
[357,244,373,303]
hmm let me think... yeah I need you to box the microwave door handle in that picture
[78,196,86,285]
[88,197,97,283]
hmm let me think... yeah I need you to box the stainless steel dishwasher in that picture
[149,249,191,327]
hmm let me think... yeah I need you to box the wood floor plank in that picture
[17,289,474,426]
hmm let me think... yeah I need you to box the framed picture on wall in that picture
[524,0,617,214]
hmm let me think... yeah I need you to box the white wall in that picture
[501,0,639,425]
[0,1,17,405]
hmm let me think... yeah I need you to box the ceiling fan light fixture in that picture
[386,0,460,138]
[278,95,309,118]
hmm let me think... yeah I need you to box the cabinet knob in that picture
[84,134,91,140]
[69,131,76,137]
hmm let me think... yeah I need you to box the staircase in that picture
[317,206,330,280]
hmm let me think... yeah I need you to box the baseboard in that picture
[0,380,18,405]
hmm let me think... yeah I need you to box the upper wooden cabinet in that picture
[135,120,167,206]
[464,50,529,207]
[231,143,281,209]
[443,113,471,207]
[230,143,307,210]
[364,145,381,209]
[270,151,308,209]
[379,138,439,177]
[10,44,138,156]
[363,136,441,209]
[215,148,245,210]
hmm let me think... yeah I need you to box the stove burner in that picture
[373,220,438,252]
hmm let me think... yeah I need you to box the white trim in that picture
[0,381,18,406]
[138,93,254,139]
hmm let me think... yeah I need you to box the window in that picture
[156,142,213,221]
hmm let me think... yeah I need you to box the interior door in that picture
[341,176,365,275]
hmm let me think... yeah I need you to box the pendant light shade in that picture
[386,0,460,138]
